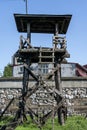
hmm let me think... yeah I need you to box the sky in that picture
[0,0,87,73]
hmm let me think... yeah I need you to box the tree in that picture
[0,71,2,77]
[3,63,12,77]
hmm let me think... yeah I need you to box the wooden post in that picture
[22,59,30,121]
[27,23,31,48]
[54,62,65,125]
[54,24,58,48]
[54,23,65,125]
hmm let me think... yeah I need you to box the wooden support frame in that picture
[0,14,71,130]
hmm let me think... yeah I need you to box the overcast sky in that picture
[0,0,87,72]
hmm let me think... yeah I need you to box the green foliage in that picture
[3,63,12,77]
[0,71,2,77]
[1,116,87,130]
[16,116,87,130]
[15,117,39,130]
[0,116,13,125]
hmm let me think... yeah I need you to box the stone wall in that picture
[0,77,87,114]
[63,87,87,115]
[0,87,87,115]
[0,88,21,112]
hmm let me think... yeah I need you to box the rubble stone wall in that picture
[0,88,21,112]
[0,77,87,114]
[63,87,87,115]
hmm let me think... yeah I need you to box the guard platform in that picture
[14,14,72,63]
[14,14,72,34]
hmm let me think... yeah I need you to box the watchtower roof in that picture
[14,14,72,34]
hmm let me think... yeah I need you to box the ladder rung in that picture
[39,62,54,64]
[39,49,53,52]
[39,56,54,58]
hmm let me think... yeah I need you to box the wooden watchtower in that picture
[0,14,72,130]
[14,14,72,127]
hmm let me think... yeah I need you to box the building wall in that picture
[61,63,76,77]
[13,64,23,77]
[13,63,76,77]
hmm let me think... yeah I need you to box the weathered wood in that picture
[0,98,14,120]
[26,83,39,98]
[71,98,87,114]
[24,64,39,82]
[54,62,66,125]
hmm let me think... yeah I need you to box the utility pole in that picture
[24,0,28,14]
[26,0,28,14]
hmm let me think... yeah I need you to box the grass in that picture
[0,116,13,125]
[0,116,87,130]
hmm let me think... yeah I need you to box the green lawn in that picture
[0,116,87,130]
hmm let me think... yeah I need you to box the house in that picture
[76,63,87,77]
[12,56,87,78]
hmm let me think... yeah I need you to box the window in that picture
[40,64,48,74]
[18,66,23,74]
